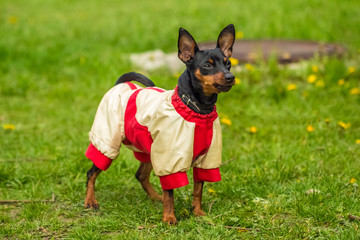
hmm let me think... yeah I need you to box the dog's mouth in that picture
[214,83,233,92]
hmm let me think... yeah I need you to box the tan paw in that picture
[84,198,99,210]
[162,214,177,225]
[193,208,206,217]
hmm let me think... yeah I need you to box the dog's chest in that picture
[122,87,219,162]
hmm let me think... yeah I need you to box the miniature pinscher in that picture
[84,24,235,225]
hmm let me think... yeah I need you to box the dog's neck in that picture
[177,70,217,115]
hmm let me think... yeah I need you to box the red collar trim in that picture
[171,86,218,124]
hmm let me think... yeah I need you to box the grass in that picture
[1,0,360,238]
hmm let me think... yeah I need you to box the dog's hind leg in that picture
[192,181,206,216]
[135,162,162,201]
[85,164,102,209]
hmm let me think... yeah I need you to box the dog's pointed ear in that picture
[216,24,235,58]
[178,28,199,63]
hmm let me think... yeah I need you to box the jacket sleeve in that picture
[86,85,127,170]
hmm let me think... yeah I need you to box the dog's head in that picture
[178,24,236,96]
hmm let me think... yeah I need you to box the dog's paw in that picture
[162,214,177,225]
[193,208,206,217]
[84,198,99,210]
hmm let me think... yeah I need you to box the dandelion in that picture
[235,77,241,85]
[3,124,15,130]
[348,66,356,74]
[245,63,254,71]
[324,118,330,124]
[249,126,257,134]
[307,74,317,83]
[356,139,360,144]
[307,125,314,132]
[312,65,319,73]
[297,179,300,183]
[350,88,360,95]
[220,117,232,126]
[208,188,216,194]
[338,79,345,86]
[182,208,189,216]
[235,31,244,39]
[315,80,325,87]
[287,84,297,91]
[7,16,18,24]
[350,178,357,184]
[229,57,239,66]
[338,121,351,130]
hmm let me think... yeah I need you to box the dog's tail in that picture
[115,72,156,87]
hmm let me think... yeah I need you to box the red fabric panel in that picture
[124,90,153,155]
[133,151,151,163]
[85,143,113,171]
[125,82,138,90]
[193,123,213,159]
[193,167,221,182]
[159,172,189,190]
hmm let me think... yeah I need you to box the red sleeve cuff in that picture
[193,167,221,182]
[85,143,113,171]
[159,172,189,190]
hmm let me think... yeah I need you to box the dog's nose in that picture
[225,73,235,84]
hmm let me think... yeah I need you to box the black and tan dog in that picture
[85,24,235,224]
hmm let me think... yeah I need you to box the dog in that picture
[84,24,235,224]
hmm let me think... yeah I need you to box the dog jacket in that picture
[85,82,222,190]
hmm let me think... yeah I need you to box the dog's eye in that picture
[225,60,231,68]
[203,63,213,69]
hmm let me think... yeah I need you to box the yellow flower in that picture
[350,178,357,184]
[338,79,345,86]
[235,77,241,85]
[348,66,356,74]
[350,88,360,95]
[182,208,189,216]
[297,179,300,183]
[315,80,325,87]
[229,57,239,66]
[356,139,360,144]
[338,121,351,130]
[307,125,314,132]
[3,124,15,130]
[249,126,257,134]
[324,118,330,124]
[307,74,317,83]
[7,16,18,24]
[208,188,216,194]
[245,63,254,71]
[221,117,232,126]
[312,65,319,73]
[287,84,297,91]
[235,31,244,39]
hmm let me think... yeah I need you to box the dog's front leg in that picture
[192,181,206,216]
[85,164,102,209]
[162,189,177,225]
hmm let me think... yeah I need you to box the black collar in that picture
[177,70,217,115]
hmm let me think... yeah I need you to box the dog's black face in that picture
[178,24,236,96]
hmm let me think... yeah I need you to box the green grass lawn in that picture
[1,0,360,239]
